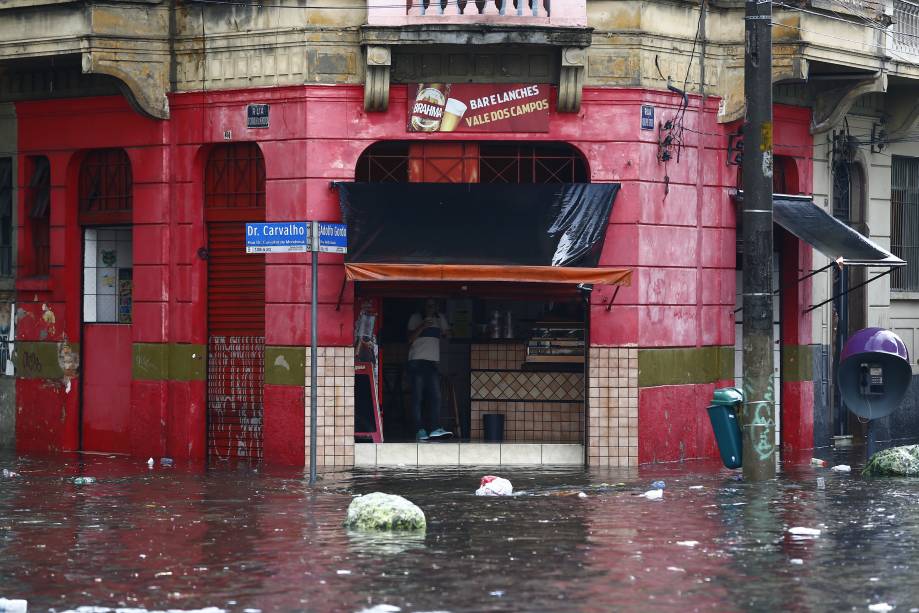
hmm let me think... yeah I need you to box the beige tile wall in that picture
[470,342,584,443]
[304,346,355,468]
[471,400,583,442]
[587,346,639,467]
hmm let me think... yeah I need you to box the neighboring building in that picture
[0,102,14,449]
[0,0,915,467]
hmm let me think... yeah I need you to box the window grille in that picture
[28,156,51,277]
[0,159,12,276]
[204,143,266,216]
[79,149,133,225]
[891,156,919,291]
[832,160,851,223]
[355,142,589,184]
[893,0,919,57]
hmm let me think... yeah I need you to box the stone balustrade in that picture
[367,0,587,28]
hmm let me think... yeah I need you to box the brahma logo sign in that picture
[407,83,550,133]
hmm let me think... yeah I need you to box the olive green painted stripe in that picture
[782,344,814,383]
[14,340,80,380]
[133,343,206,382]
[265,346,306,386]
[637,346,734,388]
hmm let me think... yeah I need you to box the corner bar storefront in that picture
[337,182,629,464]
[14,85,804,469]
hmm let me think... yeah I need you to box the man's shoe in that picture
[416,429,429,442]
[429,427,453,439]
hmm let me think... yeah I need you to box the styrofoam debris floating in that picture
[0,599,27,613]
[788,527,821,538]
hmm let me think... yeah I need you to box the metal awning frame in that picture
[732,192,905,314]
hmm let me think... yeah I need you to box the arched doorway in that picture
[353,141,594,450]
[204,143,266,461]
[79,148,134,453]
[734,154,802,450]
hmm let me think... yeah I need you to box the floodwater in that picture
[0,452,917,612]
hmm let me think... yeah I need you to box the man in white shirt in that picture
[407,299,453,441]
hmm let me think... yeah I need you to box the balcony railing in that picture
[892,0,919,57]
[367,0,586,27]
[412,0,548,17]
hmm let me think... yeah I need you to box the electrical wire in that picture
[182,0,545,10]
[773,0,919,76]
[771,3,919,69]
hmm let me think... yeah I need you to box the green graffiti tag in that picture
[743,373,776,462]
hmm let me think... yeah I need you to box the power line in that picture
[772,3,919,69]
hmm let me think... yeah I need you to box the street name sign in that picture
[245,222,309,253]
[315,222,348,254]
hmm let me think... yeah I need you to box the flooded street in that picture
[0,452,918,612]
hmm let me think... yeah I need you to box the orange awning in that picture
[345,263,632,285]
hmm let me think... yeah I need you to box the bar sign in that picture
[247,104,269,129]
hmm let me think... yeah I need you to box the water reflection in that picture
[0,452,916,611]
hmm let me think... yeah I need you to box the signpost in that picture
[243,219,346,484]
[308,220,347,484]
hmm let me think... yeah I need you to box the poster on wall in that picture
[407,83,550,133]
[0,302,13,376]
[118,269,133,324]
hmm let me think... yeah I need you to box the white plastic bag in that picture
[475,475,513,496]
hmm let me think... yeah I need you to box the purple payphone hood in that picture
[840,327,910,363]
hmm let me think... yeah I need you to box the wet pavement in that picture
[0,450,917,612]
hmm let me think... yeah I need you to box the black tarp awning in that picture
[737,192,905,267]
[337,182,620,268]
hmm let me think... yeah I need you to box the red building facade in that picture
[13,84,814,467]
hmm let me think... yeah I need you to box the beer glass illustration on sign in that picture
[409,84,449,132]
[439,99,468,132]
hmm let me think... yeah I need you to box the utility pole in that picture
[741,0,776,480]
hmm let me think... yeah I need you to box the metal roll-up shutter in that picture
[205,143,266,461]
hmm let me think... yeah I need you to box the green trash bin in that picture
[707,387,743,469]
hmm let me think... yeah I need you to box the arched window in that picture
[772,156,799,195]
[79,149,132,225]
[204,142,266,219]
[26,155,51,276]
[832,159,851,223]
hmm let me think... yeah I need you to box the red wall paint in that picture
[13,87,816,464]
[82,324,133,454]
[634,104,815,463]
[16,379,79,453]
[774,105,816,454]
[167,380,206,461]
[263,384,306,466]
[637,382,729,464]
